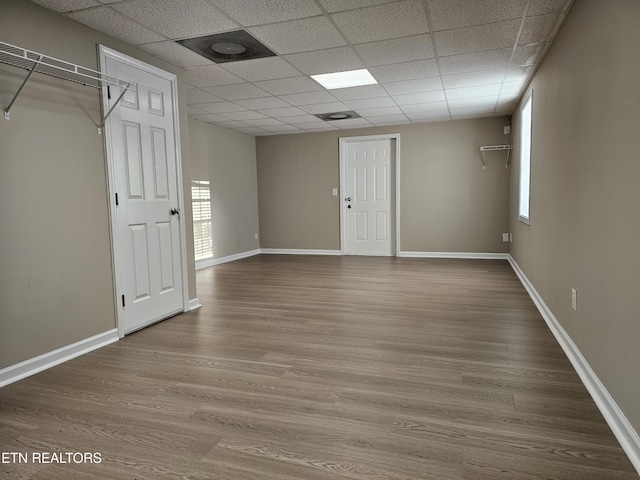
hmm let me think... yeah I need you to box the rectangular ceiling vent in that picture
[177,30,276,64]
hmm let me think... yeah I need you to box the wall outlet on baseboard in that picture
[571,288,577,311]
[502,233,510,242]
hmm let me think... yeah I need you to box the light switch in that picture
[332,188,338,196]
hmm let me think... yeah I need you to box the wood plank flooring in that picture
[1,255,637,479]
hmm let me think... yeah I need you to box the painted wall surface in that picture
[188,119,260,259]
[509,0,640,430]
[0,0,196,369]
[256,119,511,253]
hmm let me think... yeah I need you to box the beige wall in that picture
[256,119,511,252]
[188,119,260,259]
[509,0,640,431]
[0,0,196,368]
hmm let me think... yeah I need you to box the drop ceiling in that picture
[30,0,574,136]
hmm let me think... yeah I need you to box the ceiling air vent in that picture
[177,30,276,64]
[315,111,361,121]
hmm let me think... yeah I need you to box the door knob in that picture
[170,207,181,215]
[347,205,352,209]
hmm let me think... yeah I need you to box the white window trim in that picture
[519,90,533,225]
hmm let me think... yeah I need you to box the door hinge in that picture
[115,192,119,206]
[107,85,111,100]
[121,294,125,308]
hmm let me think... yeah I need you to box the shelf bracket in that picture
[3,55,42,120]
[479,145,513,170]
[97,83,130,135]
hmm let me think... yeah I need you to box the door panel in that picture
[345,139,394,255]
[103,52,183,334]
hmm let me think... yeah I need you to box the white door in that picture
[101,48,184,334]
[344,139,395,255]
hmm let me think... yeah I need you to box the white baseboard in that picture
[187,298,202,311]
[508,255,640,474]
[196,249,261,270]
[260,248,342,256]
[400,251,509,260]
[0,329,119,388]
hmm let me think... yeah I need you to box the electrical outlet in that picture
[254,233,258,240]
[571,288,577,311]
[332,188,338,196]
[502,233,510,242]
[509,233,513,242]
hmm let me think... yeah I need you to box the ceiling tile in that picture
[449,106,495,116]
[505,66,533,82]
[190,102,247,113]
[406,111,450,121]
[66,7,165,44]
[382,77,443,95]
[210,0,323,26]
[236,127,270,135]
[500,81,525,95]
[250,16,346,55]
[281,115,325,124]
[511,44,547,66]
[261,125,304,133]
[111,0,238,39]
[187,106,209,115]
[527,0,573,16]
[427,0,527,31]
[400,101,448,113]
[190,113,231,122]
[213,120,249,129]
[204,83,270,101]
[519,14,563,45]
[219,110,268,121]
[186,64,245,87]
[328,118,372,129]
[31,0,99,12]
[448,96,498,109]
[300,102,350,114]
[258,106,308,117]
[284,47,364,75]
[242,118,286,126]
[253,76,322,96]
[331,0,428,44]
[235,97,291,109]
[300,122,336,131]
[344,96,396,110]
[330,85,388,101]
[498,92,521,103]
[318,0,397,14]
[357,106,403,116]
[354,34,435,67]
[393,90,445,105]
[367,114,409,125]
[442,69,506,89]
[446,84,502,100]
[187,88,224,104]
[438,48,512,75]
[139,41,213,68]
[435,20,521,56]
[278,91,338,106]
[369,59,439,83]
[220,57,301,82]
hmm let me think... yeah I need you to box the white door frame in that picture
[339,134,401,256]
[98,45,189,338]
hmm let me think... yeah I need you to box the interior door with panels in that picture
[101,47,184,335]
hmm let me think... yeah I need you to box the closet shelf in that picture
[479,144,513,169]
[1,41,136,132]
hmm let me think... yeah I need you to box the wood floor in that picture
[0,255,637,479]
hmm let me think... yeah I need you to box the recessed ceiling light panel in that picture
[311,69,378,90]
[177,30,275,64]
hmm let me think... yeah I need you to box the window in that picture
[519,91,533,224]
[191,180,213,262]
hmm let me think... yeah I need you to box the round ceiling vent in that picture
[211,42,246,55]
